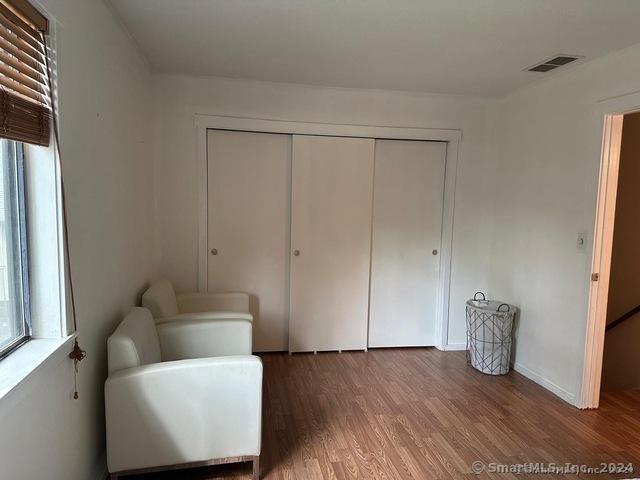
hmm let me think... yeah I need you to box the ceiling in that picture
[109,0,640,97]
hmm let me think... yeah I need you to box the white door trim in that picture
[581,90,640,409]
[195,114,461,350]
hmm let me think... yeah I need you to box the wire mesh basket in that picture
[466,292,517,375]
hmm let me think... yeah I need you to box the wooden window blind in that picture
[0,0,50,146]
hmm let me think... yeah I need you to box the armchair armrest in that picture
[177,292,250,314]
[156,312,253,360]
[105,356,262,474]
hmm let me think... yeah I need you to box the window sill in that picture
[0,335,74,400]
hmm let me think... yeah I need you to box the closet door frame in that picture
[195,114,461,351]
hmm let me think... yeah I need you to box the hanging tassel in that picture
[69,339,86,399]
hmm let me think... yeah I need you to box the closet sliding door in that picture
[289,135,374,353]
[207,130,291,352]
[368,140,446,347]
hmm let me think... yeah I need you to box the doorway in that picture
[582,100,640,408]
[599,112,640,391]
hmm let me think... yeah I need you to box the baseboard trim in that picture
[437,343,467,351]
[513,362,577,407]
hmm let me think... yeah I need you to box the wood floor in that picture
[125,349,640,479]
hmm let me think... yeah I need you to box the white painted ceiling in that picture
[109,0,640,97]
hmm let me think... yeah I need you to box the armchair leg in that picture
[252,455,260,480]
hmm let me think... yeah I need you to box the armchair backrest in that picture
[107,307,161,375]
[142,280,178,319]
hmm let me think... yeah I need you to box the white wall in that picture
[0,0,156,479]
[490,43,640,405]
[153,74,498,348]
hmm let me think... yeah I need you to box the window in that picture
[0,138,29,358]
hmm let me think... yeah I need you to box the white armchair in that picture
[142,280,253,360]
[105,307,262,479]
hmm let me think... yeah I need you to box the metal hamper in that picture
[466,292,517,375]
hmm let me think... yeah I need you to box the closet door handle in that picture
[293,250,300,257]
[210,248,218,255]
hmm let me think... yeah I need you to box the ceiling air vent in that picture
[527,55,582,72]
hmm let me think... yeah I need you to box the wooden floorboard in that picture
[123,349,640,479]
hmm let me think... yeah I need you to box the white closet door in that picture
[207,130,290,352]
[289,135,374,352]
[368,140,446,347]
